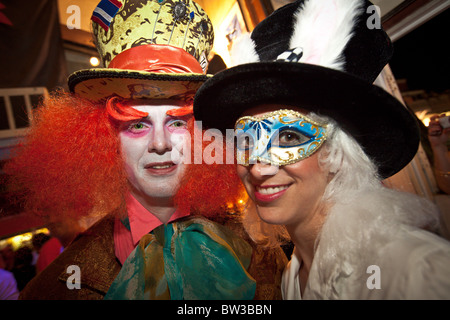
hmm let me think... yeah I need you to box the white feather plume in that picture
[290,0,365,70]
[229,32,259,67]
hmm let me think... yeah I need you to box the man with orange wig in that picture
[4,0,286,299]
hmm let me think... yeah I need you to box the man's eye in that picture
[133,123,145,129]
[277,129,309,147]
[127,122,148,132]
[169,120,187,128]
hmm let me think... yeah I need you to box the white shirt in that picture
[281,253,302,299]
[281,226,450,299]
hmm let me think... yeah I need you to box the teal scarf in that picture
[104,217,256,300]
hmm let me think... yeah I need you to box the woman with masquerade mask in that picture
[194,0,450,299]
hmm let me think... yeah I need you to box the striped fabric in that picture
[91,0,122,31]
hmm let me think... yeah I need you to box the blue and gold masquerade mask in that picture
[235,109,327,166]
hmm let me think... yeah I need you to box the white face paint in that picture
[118,100,191,204]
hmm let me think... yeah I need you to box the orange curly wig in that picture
[3,91,245,223]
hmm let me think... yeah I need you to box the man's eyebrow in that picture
[165,114,192,121]
[166,106,193,117]
[106,97,149,121]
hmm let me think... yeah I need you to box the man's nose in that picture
[148,126,172,154]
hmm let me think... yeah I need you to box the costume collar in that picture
[125,193,190,246]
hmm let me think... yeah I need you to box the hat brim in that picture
[193,62,420,179]
[68,68,212,102]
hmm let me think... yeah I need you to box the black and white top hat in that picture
[194,0,420,179]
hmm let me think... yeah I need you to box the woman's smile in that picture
[254,184,292,202]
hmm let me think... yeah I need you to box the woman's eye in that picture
[277,130,308,147]
[236,134,254,150]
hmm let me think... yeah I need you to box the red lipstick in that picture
[253,185,290,203]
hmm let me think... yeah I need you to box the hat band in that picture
[108,44,204,74]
